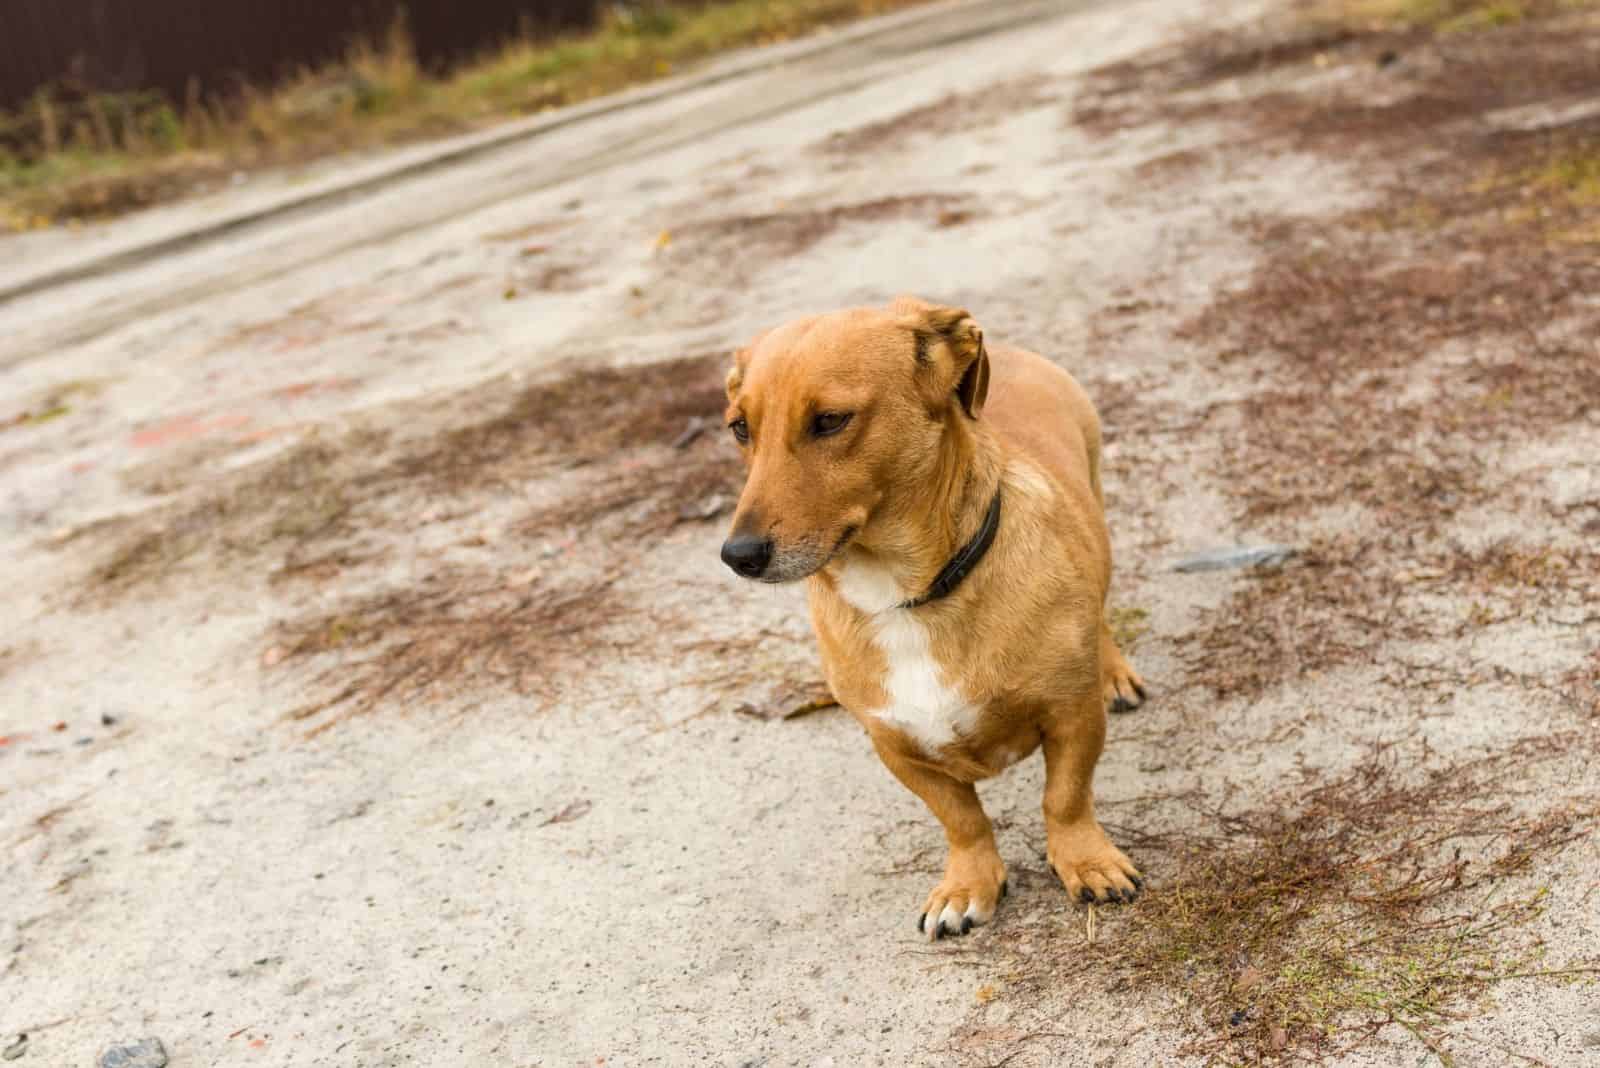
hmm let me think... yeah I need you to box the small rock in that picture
[671,416,709,449]
[1172,545,1296,573]
[2,1035,26,1061]
[678,494,730,522]
[1228,1009,1248,1028]
[100,713,117,727]
[506,567,543,589]
[98,1038,167,1068]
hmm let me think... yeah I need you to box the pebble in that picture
[98,1038,168,1068]
[1172,545,1296,573]
[679,494,730,522]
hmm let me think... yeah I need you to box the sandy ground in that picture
[3,0,1597,1065]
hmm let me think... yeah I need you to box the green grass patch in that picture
[1108,604,1150,651]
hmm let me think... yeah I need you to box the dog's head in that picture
[719,296,989,582]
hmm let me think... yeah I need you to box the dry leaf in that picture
[975,983,999,1003]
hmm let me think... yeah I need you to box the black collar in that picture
[900,488,1003,609]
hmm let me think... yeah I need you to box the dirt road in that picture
[3,0,1596,1064]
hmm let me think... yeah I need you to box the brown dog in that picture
[720,297,1146,939]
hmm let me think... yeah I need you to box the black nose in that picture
[720,535,773,578]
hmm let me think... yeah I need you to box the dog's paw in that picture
[1047,825,1142,905]
[1101,646,1148,715]
[918,849,1007,941]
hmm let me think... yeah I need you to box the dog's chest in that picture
[832,559,980,754]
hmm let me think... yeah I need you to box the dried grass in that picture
[659,194,979,281]
[1055,737,1598,1063]
[275,567,632,734]
[77,352,738,600]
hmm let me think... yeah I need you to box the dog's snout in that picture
[720,535,773,579]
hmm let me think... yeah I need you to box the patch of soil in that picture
[0,640,40,683]
[816,75,1061,158]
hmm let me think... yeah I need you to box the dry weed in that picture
[76,352,737,600]
[1060,737,1598,1063]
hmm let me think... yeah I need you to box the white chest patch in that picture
[834,556,981,755]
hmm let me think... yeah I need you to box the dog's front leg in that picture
[1041,692,1143,905]
[870,735,1007,940]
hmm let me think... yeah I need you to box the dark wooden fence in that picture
[1,0,603,111]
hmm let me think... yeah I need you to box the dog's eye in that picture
[728,417,749,445]
[811,411,852,438]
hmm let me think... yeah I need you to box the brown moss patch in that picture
[1075,3,1600,150]
[83,437,377,602]
[661,193,979,273]
[75,352,740,601]
[1050,737,1598,1064]
[270,567,821,734]
[1177,538,1600,702]
[816,75,1060,158]
[274,567,633,733]
[973,734,1600,1065]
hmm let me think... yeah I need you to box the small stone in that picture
[100,714,117,727]
[679,494,730,522]
[671,416,709,449]
[506,567,543,589]
[98,1037,167,1068]
[1172,545,1296,573]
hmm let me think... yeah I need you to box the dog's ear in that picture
[894,296,989,419]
